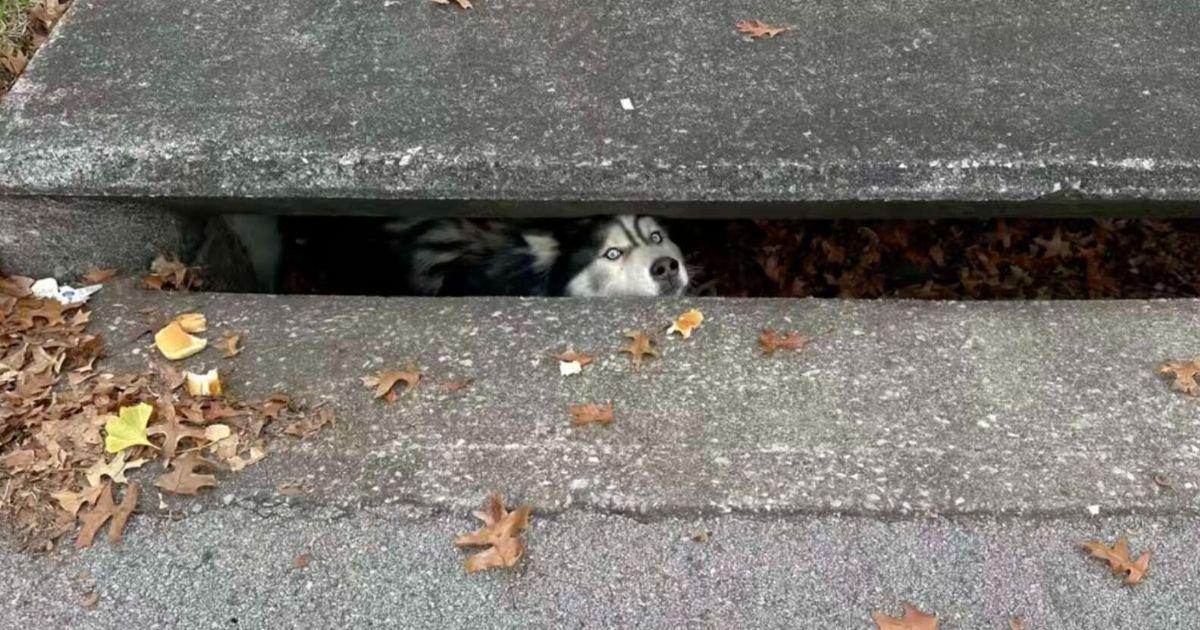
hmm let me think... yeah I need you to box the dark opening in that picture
[266,216,1200,299]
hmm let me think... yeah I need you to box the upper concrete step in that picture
[2,0,1199,215]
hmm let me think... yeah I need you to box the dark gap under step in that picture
[272,216,1200,300]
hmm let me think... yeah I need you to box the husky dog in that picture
[383,215,689,297]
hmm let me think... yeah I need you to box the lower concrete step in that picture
[5,283,1200,626]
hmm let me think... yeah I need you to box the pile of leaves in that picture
[0,273,325,550]
[0,0,68,98]
[680,218,1200,299]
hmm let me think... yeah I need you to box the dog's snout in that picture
[651,256,680,280]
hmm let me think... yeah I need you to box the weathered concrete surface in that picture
[81,282,1200,519]
[2,0,1199,213]
[0,197,203,278]
[4,509,1197,628]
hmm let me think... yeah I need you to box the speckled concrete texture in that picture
[6,284,1200,627]
[83,282,1200,519]
[0,197,202,278]
[4,508,1198,628]
[2,0,1199,209]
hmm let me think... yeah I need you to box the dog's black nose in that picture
[651,257,680,280]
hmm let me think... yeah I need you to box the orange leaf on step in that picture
[871,602,939,630]
[1082,537,1151,585]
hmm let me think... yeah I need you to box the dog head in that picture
[561,215,688,297]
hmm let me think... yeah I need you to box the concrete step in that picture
[2,0,1198,213]
[3,283,1199,625]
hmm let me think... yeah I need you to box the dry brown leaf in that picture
[1009,618,1027,630]
[440,379,472,393]
[1158,360,1200,396]
[737,19,788,39]
[52,484,105,516]
[432,0,472,8]
[871,602,939,630]
[620,331,659,365]
[362,365,421,402]
[667,309,704,339]
[455,492,532,574]
[276,481,313,496]
[147,396,207,460]
[219,332,242,358]
[75,483,115,550]
[1082,537,1151,585]
[1,49,28,76]
[556,350,594,367]
[107,481,140,544]
[154,452,217,495]
[79,592,99,609]
[292,553,312,569]
[758,330,809,356]
[691,531,711,543]
[81,268,118,284]
[139,255,201,291]
[569,403,614,427]
[283,407,333,439]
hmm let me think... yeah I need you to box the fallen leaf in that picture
[283,407,334,439]
[737,19,788,39]
[620,331,659,365]
[691,531,711,542]
[154,452,218,495]
[81,268,118,284]
[185,368,223,397]
[1010,618,1027,630]
[667,309,704,339]
[440,379,472,393]
[556,350,594,367]
[103,403,155,453]
[758,330,809,356]
[1158,360,1200,396]
[79,592,99,609]
[569,403,614,427]
[277,481,313,496]
[139,255,202,291]
[1,49,28,76]
[84,451,148,487]
[147,396,207,461]
[108,481,140,544]
[219,332,242,358]
[153,321,207,360]
[75,483,115,550]
[455,492,532,574]
[872,602,939,630]
[1034,228,1073,259]
[173,312,207,333]
[362,365,421,402]
[292,553,312,569]
[432,0,472,8]
[1083,537,1151,585]
[52,484,105,516]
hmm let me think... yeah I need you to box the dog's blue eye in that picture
[604,248,622,260]
[650,231,663,244]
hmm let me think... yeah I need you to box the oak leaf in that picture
[219,332,242,358]
[871,602,939,630]
[556,350,594,366]
[283,407,334,439]
[52,483,105,516]
[103,403,155,453]
[455,492,532,574]
[620,331,659,365]
[108,480,140,544]
[667,309,704,339]
[79,592,99,609]
[147,396,206,460]
[362,365,421,402]
[569,403,614,427]
[84,451,148,487]
[1,49,28,76]
[758,330,809,356]
[75,483,115,550]
[154,452,218,495]
[1158,360,1200,396]
[292,553,312,569]
[140,255,202,291]
[81,268,118,284]
[1082,537,1151,585]
[737,19,788,39]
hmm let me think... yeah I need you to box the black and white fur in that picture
[383,215,688,297]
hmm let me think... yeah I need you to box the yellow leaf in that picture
[667,309,704,339]
[104,403,155,453]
